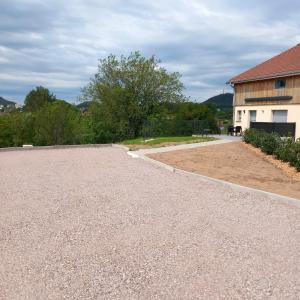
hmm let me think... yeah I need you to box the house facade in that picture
[228,44,300,139]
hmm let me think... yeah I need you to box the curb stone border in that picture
[112,144,130,151]
[132,151,300,208]
[0,144,112,152]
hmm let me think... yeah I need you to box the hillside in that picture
[203,93,233,108]
[77,101,91,111]
[0,97,16,107]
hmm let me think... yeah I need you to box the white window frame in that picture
[272,110,288,123]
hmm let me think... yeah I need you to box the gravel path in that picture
[0,147,299,299]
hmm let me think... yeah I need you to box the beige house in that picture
[228,44,300,139]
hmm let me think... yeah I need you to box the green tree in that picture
[24,86,56,112]
[34,101,80,145]
[0,115,13,147]
[0,112,35,147]
[9,112,35,146]
[83,52,186,141]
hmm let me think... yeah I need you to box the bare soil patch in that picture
[148,141,300,200]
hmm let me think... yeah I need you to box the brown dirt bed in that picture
[148,141,300,200]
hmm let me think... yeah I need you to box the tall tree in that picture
[82,52,186,140]
[24,86,56,112]
[34,101,79,145]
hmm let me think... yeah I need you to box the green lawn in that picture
[121,136,217,148]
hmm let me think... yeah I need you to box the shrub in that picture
[243,128,257,144]
[243,128,281,154]
[0,115,13,147]
[274,138,294,162]
[275,139,300,171]
[34,101,80,145]
[243,128,300,172]
[259,132,281,155]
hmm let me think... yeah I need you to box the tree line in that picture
[0,52,220,148]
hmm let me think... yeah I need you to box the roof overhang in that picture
[226,70,300,85]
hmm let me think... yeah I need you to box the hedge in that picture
[243,128,300,171]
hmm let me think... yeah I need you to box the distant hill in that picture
[0,97,16,107]
[76,101,91,111]
[203,93,233,108]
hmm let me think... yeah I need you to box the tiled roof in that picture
[228,44,300,84]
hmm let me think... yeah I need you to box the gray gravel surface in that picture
[0,147,299,299]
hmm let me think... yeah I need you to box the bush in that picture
[0,112,35,147]
[275,138,300,171]
[260,132,281,155]
[34,101,81,146]
[274,138,294,162]
[0,115,13,147]
[243,128,300,171]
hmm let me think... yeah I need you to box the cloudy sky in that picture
[1,0,300,104]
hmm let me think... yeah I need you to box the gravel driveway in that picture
[0,147,299,299]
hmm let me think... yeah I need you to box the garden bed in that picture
[148,141,300,200]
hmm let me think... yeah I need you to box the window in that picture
[249,110,257,123]
[275,79,286,89]
[236,110,242,122]
[272,110,288,123]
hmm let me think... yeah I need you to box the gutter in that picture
[226,70,300,85]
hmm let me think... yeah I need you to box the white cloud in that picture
[0,72,85,88]
[0,0,299,102]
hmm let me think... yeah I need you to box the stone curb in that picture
[0,144,112,152]
[112,144,130,151]
[135,152,300,209]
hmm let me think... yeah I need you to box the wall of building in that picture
[234,104,300,139]
[234,75,300,106]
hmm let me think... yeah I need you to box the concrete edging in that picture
[135,152,300,208]
[112,144,130,151]
[0,144,113,152]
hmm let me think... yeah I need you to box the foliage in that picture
[141,118,218,138]
[243,128,300,171]
[82,52,186,140]
[274,138,300,171]
[0,53,221,147]
[9,112,36,146]
[34,101,81,146]
[136,101,220,138]
[0,101,93,148]
[203,93,234,130]
[24,86,56,112]
[0,112,35,147]
[243,128,281,154]
[0,115,13,147]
